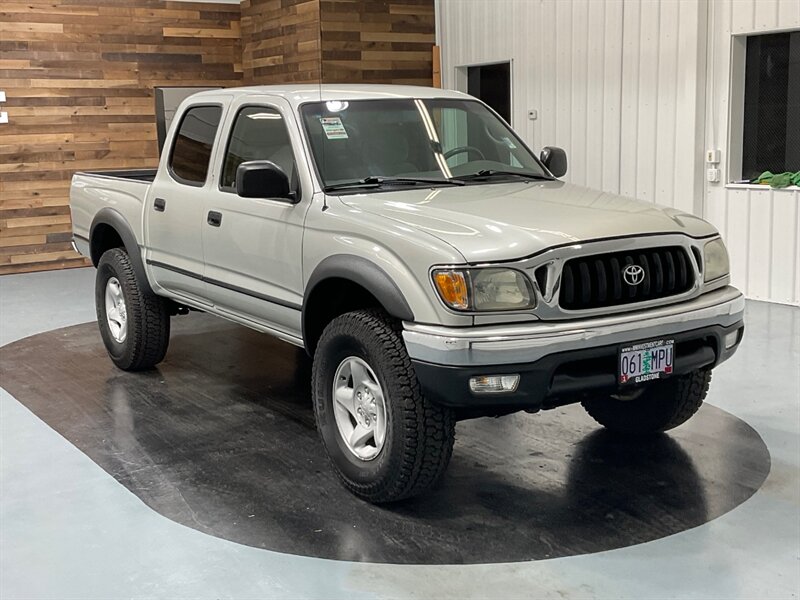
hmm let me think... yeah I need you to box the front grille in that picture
[558,246,694,310]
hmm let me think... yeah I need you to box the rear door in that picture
[201,95,308,337]
[145,100,227,302]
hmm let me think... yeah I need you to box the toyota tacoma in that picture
[70,85,744,503]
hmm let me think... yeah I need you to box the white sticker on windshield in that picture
[320,116,348,139]
[502,136,517,149]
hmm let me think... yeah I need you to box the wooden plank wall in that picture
[0,0,243,274]
[319,0,435,86]
[241,0,435,86]
[2,0,434,274]
[241,0,322,84]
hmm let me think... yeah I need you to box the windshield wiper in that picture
[324,175,465,192]
[454,170,553,182]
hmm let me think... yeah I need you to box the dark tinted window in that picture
[221,106,296,191]
[169,105,222,185]
[742,32,800,180]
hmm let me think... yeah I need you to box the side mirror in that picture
[235,160,296,202]
[540,146,568,178]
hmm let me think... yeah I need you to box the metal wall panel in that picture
[438,0,704,214]
[438,0,800,305]
[704,0,800,305]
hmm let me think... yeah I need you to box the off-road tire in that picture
[312,309,455,503]
[582,369,711,434]
[96,248,170,371]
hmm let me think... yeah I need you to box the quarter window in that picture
[169,105,222,185]
[221,106,296,191]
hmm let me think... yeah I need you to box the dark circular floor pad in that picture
[0,314,770,564]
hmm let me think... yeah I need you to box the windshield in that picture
[300,98,549,191]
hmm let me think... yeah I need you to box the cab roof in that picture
[186,84,471,109]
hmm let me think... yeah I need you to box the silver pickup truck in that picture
[70,84,744,503]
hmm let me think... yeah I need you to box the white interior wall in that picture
[438,0,706,214]
[437,0,800,305]
[703,0,800,305]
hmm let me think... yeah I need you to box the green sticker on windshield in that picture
[320,117,348,140]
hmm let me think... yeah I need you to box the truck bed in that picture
[70,169,155,252]
[75,168,158,183]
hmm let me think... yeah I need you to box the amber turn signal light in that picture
[433,270,469,310]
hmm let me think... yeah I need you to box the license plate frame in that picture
[618,339,675,385]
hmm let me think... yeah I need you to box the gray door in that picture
[202,100,307,337]
[146,103,223,302]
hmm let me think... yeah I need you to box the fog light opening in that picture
[724,328,741,350]
[469,374,520,394]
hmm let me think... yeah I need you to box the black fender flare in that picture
[90,207,154,295]
[303,255,415,342]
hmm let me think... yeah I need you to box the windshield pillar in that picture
[413,99,453,179]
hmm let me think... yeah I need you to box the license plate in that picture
[619,339,674,385]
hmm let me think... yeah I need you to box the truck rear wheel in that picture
[95,248,170,371]
[581,369,711,434]
[311,309,455,503]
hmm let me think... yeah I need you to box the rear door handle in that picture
[153,198,166,212]
[207,211,222,227]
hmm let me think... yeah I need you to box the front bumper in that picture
[403,286,745,410]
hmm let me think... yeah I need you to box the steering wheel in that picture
[443,145,486,162]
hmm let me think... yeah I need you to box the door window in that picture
[169,105,222,186]
[221,106,297,192]
[155,87,220,154]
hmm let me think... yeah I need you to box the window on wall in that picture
[741,31,800,181]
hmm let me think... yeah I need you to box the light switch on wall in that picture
[0,91,6,103]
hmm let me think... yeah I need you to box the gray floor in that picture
[1,267,798,599]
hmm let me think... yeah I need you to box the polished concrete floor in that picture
[1,267,799,598]
[1,317,771,564]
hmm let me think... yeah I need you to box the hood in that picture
[338,180,717,263]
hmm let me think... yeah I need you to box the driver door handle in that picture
[207,211,222,227]
[153,198,166,212]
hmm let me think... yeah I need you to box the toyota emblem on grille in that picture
[623,264,645,286]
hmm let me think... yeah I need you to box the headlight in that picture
[703,238,730,282]
[432,268,535,311]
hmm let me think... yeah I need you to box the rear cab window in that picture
[169,105,223,186]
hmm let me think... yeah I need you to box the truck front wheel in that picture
[311,309,455,503]
[95,248,170,371]
[581,369,711,434]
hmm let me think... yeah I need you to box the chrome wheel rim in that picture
[104,277,127,343]
[332,356,388,461]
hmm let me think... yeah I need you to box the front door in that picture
[202,97,308,338]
